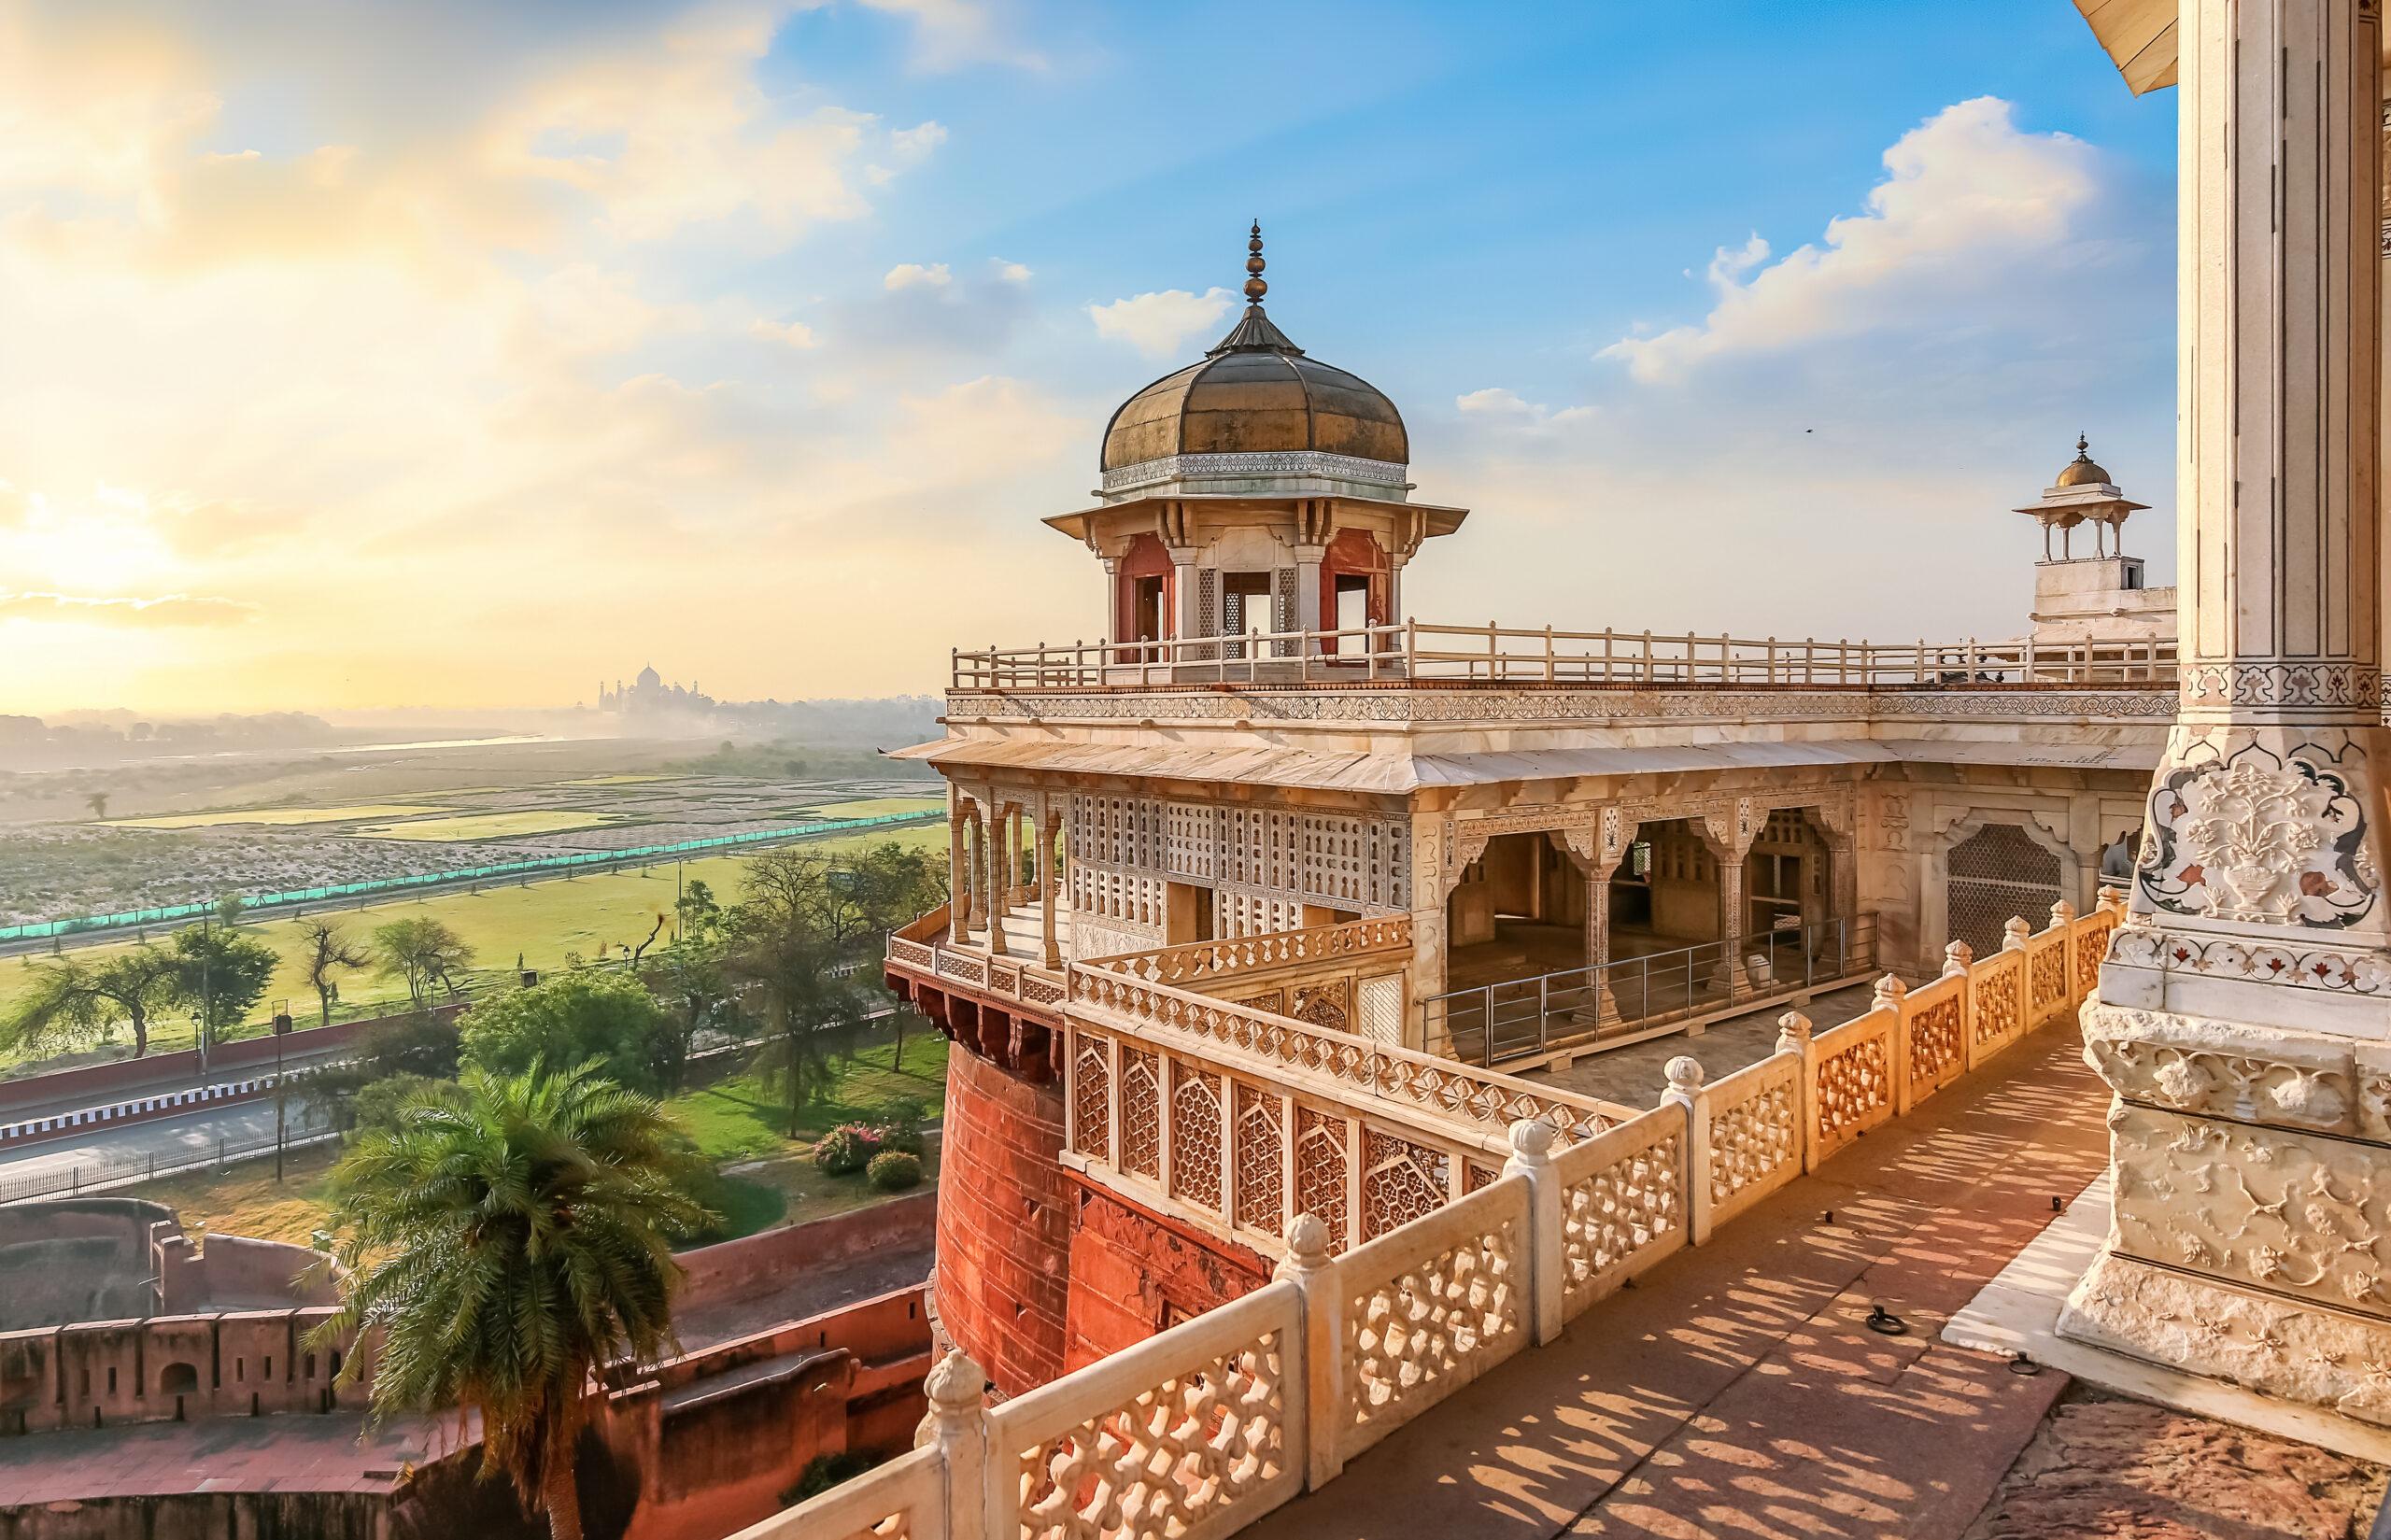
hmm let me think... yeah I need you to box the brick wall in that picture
[935,1045,1070,1396]
[674,1191,934,1306]
[1061,1175,1270,1374]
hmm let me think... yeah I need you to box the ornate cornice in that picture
[1101,449,1410,496]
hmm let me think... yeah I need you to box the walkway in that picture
[1247,1024,2111,1540]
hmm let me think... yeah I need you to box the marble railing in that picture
[1085,915,1411,988]
[754,891,2123,1540]
[886,904,1070,1011]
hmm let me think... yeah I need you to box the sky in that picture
[0,1,2178,715]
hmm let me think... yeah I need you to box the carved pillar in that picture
[1168,546,1200,650]
[1037,798,1062,969]
[1294,544,1326,643]
[959,801,983,944]
[1804,800,1860,966]
[947,794,970,941]
[1699,802,1758,994]
[986,802,1012,958]
[2061,1,2391,1424]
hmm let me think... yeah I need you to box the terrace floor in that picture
[1245,1023,2198,1540]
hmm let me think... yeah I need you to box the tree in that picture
[170,924,278,1048]
[843,841,948,936]
[639,927,743,1092]
[308,1010,463,1128]
[1,947,180,1057]
[724,856,882,1124]
[215,894,246,928]
[460,970,673,1095]
[315,1063,710,1540]
[84,791,107,820]
[301,919,374,1025]
[374,917,474,1004]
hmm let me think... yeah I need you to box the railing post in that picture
[1503,1119,1565,1346]
[1875,973,1912,1113]
[915,1349,987,1540]
[1662,1056,1710,1245]
[1777,1011,1817,1173]
[1535,974,1549,1055]
[1276,1213,1344,1488]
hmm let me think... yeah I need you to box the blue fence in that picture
[0,809,944,942]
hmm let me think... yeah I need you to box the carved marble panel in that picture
[2105,1103,2391,1321]
[2079,1002,2358,1134]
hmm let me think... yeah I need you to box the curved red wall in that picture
[935,1045,1071,1396]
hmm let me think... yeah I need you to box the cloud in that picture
[748,317,819,347]
[1600,98,2108,384]
[891,120,948,160]
[992,258,1031,284]
[884,261,953,290]
[857,0,1045,72]
[1086,287,1233,359]
[1453,388,1594,430]
[885,375,1076,478]
[0,591,255,627]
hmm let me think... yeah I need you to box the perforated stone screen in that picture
[1945,823,2063,961]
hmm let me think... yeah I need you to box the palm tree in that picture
[314,1063,712,1540]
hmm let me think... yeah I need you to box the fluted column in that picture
[2062,0,2391,1424]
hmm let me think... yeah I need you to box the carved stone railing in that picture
[761,891,2124,1540]
[1067,966,1634,1148]
[884,905,1068,1013]
[1088,915,1411,987]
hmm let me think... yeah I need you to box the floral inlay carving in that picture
[2140,743,2375,927]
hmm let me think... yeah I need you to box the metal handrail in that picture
[1424,913,1879,1067]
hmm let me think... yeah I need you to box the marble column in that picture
[959,804,983,944]
[982,802,1009,958]
[1699,806,1757,996]
[947,797,970,941]
[1037,800,1063,969]
[2060,0,2391,1425]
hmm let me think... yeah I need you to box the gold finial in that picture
[1244,219,1266,304]
[2074,432,2090,460]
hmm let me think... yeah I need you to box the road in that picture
[0,1034,366,1124]
[0,1098,332,1200]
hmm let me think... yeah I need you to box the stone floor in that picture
[1247,1021,2116,1540]
[1960,1391,2386,1540]
[674,1242,935,1351]
[0,1410,446,1505]
[1526,978,1881,1109]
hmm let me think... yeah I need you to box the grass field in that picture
[352,810,623,841]
[563,774,674,786]
[120,1038,945,1249]
[0,819,946,1070]
[115,804,449,829]
[800,797,945,819]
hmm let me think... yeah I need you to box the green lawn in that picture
[0,820,947,1072]
[666,1036,948,1161]
[351,810,626,841]
[119,1036,948,1250]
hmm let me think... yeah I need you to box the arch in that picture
[1943,821,2066,960]
[159,1363,198,1396]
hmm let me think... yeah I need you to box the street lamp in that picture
[272,999,291,1180]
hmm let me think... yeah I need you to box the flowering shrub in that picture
[867,1151,924,1191]
[813,1123,881,1176]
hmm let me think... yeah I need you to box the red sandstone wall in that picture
[1062,1177,1270,1373]
[674,1191,934,1307]
[936,1045,1070,1396]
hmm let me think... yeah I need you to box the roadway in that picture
[0,1097,333,1200]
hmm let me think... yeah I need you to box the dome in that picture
[2054,433,2113,487]
[1098,225,1408,474]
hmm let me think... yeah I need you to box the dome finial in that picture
[2074,431,2090,461]
[1244,219,1267,305]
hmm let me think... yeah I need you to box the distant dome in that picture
[2055,433,2113,487]
[636,664,661,688]
[1099,224,1408,474]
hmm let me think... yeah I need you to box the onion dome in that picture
[1099,223,1408,473]
[2054,433,2113,487]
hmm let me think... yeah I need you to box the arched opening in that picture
[1444,831,1586,988]
[159,1363,197,1396]
[1945,823,2064,959]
